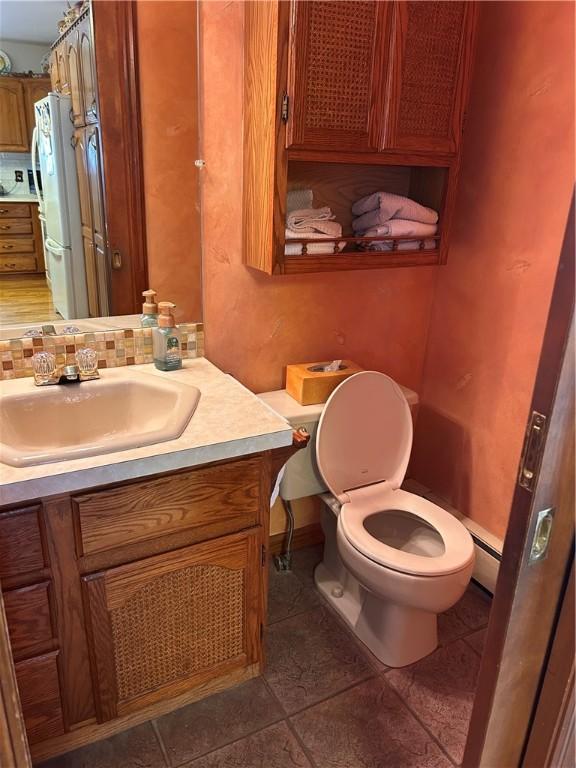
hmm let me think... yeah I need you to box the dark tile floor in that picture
[40,545,491,768]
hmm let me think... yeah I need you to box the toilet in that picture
[259,371,474,668]
[315,371,475,667]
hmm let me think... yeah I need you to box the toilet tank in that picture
[259,383,419,501]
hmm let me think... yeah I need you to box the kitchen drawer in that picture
[0,203,30,218]
[3,582,54,660]
[0,506,46,580]
[0,218,33,234]
[0,237,35,253]
[74,456,263,556]
[0,254,37,273]
[15,651,65,744]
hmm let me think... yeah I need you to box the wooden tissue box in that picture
[286,360,364,405]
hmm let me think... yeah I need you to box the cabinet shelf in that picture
[280,247,441,275]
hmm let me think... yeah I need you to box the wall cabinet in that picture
[0,77,50,152]
[0,444,300,762]
[243,0,477,275]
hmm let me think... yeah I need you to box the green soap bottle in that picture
[140,289,158,328]
[153,302,182,371]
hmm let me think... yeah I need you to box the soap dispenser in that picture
[140,289,158,328]
[153,302,182,371]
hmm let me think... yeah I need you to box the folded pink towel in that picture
[352,192,438,231]
[363,220,437,238]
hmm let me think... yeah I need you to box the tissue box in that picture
[286,360,364,406]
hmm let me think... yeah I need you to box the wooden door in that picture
[287,1,391,152]
[22,79,50,148]
[463,196,575,766]
[66,32,84,127]
[0,80,28,152]
[385,1,477,155]
[78,18,98,124]
[82,530,262,721]
[74,127,99,316]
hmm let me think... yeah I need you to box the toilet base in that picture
[314,561,438,667]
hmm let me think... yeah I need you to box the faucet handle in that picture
[75,347,99,379]
[32,351,57,385]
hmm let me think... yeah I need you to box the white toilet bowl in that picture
[314,371,475,667]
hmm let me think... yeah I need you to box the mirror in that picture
[0,0,202,340]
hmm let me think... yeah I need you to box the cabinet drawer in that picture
[0,218,32,234]
[0,254,37,273]
[0,237,35,253]
[3,582,54,659]
[0,203,30,218]
[0,506,45,580]
[15,651,65,744]
[74,456,263,556]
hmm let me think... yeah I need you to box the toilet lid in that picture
[316,371,413,500]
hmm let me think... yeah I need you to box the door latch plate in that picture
[518,411,547,492]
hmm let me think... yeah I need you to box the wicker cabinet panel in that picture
[287,1,391,151]
[82,530,262,721]
[386,1,475,154]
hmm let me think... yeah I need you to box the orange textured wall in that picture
[137,1,202,322]
[199,1,437,394]
[410,1,575,540]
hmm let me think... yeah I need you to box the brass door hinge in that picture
[281,93,289,123]
[518,410,547,492]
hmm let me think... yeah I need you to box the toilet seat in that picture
[316,371,474,578]
[339,487,475,577]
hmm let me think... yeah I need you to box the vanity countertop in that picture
[0,358,293,506]
[0,194,40,204]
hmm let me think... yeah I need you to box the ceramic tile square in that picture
[265,606,373,714]
[38,723,165,768]
[155,678,283,766]
[185,721,312,768]
[386,639,481,764]
[464,628,487,655]
[291,676,452,768]
[446,583,491,631]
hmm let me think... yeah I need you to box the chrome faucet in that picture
[32,348,100,386]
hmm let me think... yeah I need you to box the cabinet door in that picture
[49,50,60,92]
[23,79,50,147]
[0,80,28,152]
[86,125,106,251]
[385,1,477,155]
[56,44,70,96]
[78,18,98,124]
[66,32,84,126]
[82,530,262,721]
[74,127,99,316]
[286,1,391,152]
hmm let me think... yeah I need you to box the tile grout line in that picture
[285,716,320,768]
[380,675,461,768]
[150,719,172,768]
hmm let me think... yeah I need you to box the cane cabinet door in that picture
[385,1,476,155]
[286,1,392,152]
[82,530,262,721]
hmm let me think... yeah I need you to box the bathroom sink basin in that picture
[0,368,200,467]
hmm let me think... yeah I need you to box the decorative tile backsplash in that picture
[0,323,204,380]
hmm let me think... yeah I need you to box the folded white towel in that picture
[287,207,334,227]
[287,189,313,213]
[352,192,438,228]
[363,238,437,252]
[285,241,346,256]
[363,220,437,238]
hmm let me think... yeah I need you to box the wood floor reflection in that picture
[0,275,61,325]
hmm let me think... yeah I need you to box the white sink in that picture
[0,368,200,467]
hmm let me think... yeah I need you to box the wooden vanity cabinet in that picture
[0,447,296,762]
[243,0,477,275]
